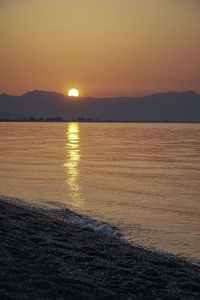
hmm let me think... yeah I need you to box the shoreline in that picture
[0,197,200,299]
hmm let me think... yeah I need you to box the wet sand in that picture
[0,198,200,299]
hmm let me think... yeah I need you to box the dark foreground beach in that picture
[0,198,200,299]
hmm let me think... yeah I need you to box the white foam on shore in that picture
[64,207,120,237]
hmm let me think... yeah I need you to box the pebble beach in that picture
[0,197,200,299]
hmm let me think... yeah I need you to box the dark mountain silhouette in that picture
[0,90,199,122]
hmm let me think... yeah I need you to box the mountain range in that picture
[0,90,200,122]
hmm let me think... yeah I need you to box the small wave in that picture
[64,207,120,238]
[0,195,120,238]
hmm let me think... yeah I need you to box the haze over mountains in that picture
[0,90,199,122]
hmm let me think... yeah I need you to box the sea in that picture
[0,122,199,262]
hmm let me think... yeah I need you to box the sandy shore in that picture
[0,198,200,299]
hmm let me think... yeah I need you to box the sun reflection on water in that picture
[64,123,81,206]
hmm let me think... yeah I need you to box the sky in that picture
[0,0,199,97]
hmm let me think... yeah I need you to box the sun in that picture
[68,88,79,97]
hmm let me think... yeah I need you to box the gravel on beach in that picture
[0,198,200,299]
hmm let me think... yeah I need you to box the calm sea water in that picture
[0,122,200,261]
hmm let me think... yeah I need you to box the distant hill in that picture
[0,90,200,122]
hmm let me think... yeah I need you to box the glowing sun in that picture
[68,88,79,97]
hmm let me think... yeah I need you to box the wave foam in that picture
[65,207,120,238]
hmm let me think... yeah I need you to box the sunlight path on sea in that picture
[63,123,82,207]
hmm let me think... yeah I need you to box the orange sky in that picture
[0,0,199,97]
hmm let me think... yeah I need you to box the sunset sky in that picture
[0,0,199,97]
